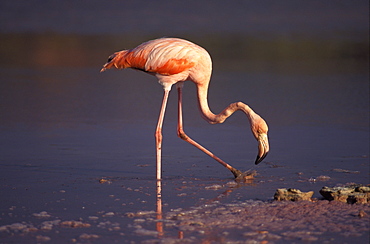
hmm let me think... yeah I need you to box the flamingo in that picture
[101,37,269,180]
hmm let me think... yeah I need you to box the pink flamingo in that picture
[101,38,269,180]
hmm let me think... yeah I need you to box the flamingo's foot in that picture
[233,169,257,182]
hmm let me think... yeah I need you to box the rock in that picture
[316,175,331,181]
[358,210,367,218]
[88,216,99,220]
[205,184,223,190]
[36,235,51,242]
[319,184,370,204]
[98,178,112,184]
[32,211,51,218]
[274,188,314,201]
[332,168,360,174]
[59,221,91,228]
[0,223,36,233]
[103,212,115,217]
[40,220,61,230]
[134,228,159,236]
[79,233,99,239]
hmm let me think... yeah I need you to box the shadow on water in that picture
[0,32,369,242]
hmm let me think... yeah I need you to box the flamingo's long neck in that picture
[196,83,256,126]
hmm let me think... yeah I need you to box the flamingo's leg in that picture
[155,89,170,180]
[176,84,243,178]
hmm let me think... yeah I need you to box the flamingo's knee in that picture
[177,128,188,140]
[155,130,163,145]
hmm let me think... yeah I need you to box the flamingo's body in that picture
[101,38,269,180]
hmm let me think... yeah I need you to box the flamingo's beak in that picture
[255,133,269,165]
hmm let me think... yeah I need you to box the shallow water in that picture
[1,64,368,242]
[0,1,369,243]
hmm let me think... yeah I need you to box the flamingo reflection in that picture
[156,180,164,237]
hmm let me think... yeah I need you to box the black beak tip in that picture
[255,153,267,165]
[255,156,261,165]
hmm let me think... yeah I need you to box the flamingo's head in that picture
[251,116,269,165]
[100,51,129,72]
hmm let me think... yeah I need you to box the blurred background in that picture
[0,0,368,129]
[0,0,368,125]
